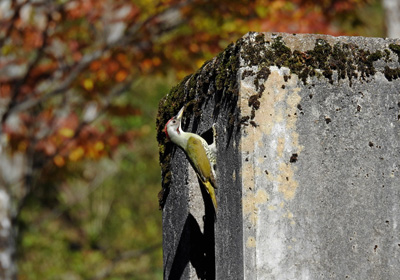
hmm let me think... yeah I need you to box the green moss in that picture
[255,33,265,44]
[389,43,400,61]
[155,73,191,208]
[256,66,271,81]
[271,36,292,67]
[156,41,241,209]
[252,67,270,94]
[302,68,312,84]
[384,49,391,60]
[240,35,396,87]
[384,66,400,81]
[157,33,400,208]
[248,94,261,110]
[331,43,348,80]
[368,50,383,62]
[306,39,333,69]
[271,36,291,56]
[242,69,254,80]
[240,32,268,66]
[240,115,250,125]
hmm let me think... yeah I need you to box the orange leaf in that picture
[18,141,28,152]
[152,57,161,66]
[90,60,102,71]
[115,70,128,82]
[69,147,85,161]
[54,155,65,167]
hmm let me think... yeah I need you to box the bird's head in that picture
[164,106,184,141]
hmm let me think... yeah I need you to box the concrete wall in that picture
[157,32,400,279]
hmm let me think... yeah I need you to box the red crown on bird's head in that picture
[164,107,185,140]
[164,118,173,140]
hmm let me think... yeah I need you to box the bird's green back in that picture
[186,136,216,188]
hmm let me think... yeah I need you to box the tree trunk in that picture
[0,152,27,279]
[383,0,400,38]
[0,188,16,280]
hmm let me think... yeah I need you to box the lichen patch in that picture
[277,137,285,158]
[246,236,256,248]
[276,162,298,200]
[242,188,269,226]
[241,65,304,234]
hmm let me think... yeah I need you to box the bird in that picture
[164,106,218,211]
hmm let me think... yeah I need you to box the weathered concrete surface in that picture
[157,32,400,279]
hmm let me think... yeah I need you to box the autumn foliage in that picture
[0,0,377,278]
[0,0,369,173]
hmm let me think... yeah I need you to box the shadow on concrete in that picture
[168,187,215,280]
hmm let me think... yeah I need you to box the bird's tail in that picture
[203,180,217,211]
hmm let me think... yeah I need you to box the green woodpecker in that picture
[164,107,217,211]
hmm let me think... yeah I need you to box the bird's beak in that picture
[175,106,184,121]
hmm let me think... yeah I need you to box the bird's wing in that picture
[186,136,216,189]
[204,180,217,210]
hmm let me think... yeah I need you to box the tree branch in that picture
[116,0,192,48]
[0,0,28,48]
[5,49,105,117]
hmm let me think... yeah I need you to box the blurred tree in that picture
[0,0,376,278]
[383,0,400,37]
[17,75,171,279]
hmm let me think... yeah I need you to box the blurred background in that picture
[0,0,396,279]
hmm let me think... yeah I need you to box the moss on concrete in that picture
[156,32,400,208]
[240,34,389,87]
[389,43,400,62]
[384,66,400,81]
[156,42,241,209]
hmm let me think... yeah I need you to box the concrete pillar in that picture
[156,32,400,280]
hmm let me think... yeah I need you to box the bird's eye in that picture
[172,120,176,124]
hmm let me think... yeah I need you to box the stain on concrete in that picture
[241,67,304,204]
[243,188,269,227]
[247,236,256,248]
[276,162,298,200]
